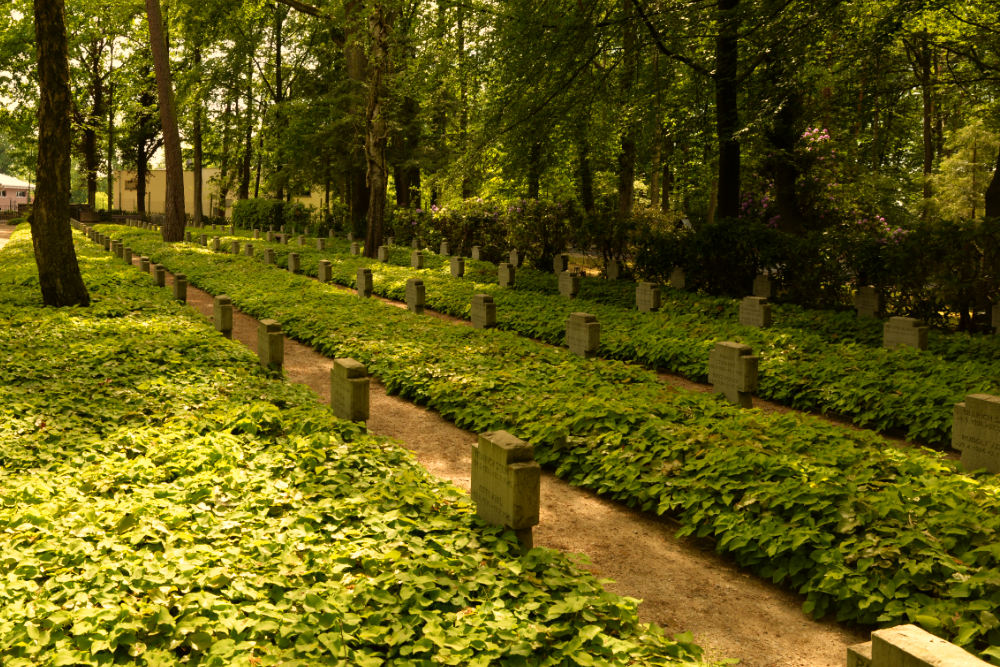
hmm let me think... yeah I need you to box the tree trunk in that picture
[273,5,286,201]
[458,7,471,199]
[363,4,391,258]
[239,62,253,199]
[714,0,740,220]
[106,43,114,211]
[661,135,674,212]
[32,0,90,307]
[577,133,595,214]
[769,91,804,233]
[145,0,185,240]
[192,46,203,225]
[985,149,1000,220]
[617,0,637,218]
[345,1,371,235]
[527,141,542,199]
[137,141,147,214]
[918,32,934,210]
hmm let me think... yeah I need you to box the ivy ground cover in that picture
[189,228,999,445]
[103,225,1000,661]
[0,228,708,666]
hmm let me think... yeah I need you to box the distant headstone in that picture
[440,240,450,256]
[266,231,274,242]
[328,229,334,239]
[123,247,133,265]
[279,234,289,245]
[848,624,991,667]
[553,253,569,274]
[297,236,305,247]
[378,245,389,262]
[558,271,580,298]
[411,250,424,269]
[253,229,261,239]
[230,240,240,254]
[140,257,150,273]
[498,263,515,288]
[607,259,620,280]
[357,267,373,298]
[318,260,332,283]
[470,430,540,550]
[264,248,276,265]
[347,232,354,242]
[257,319,284,372]
[406,278,425,313]
[350,242,360,256]
[952,393,1000,473]
[200,234,208,246]
[214,294,233,339]
[280,225,286,233]
[508,249,519,267]
[330,358,369,422]
[185,231,192,242]
[245,243,254,257]
[471,294,496,329]
[411,238,419,249]
[173,274,188,303]
[738,296,772,328]
[387,236,395,246]
[670,267,686,290]
[636,282,661,312]
[153,264,165,287]
[854,286,881,318]
[471,246,482,261]
[211,237,221,252]
[450,256,465,278]
[752,274,775,298]
[708,341,758,408]
[566,312,600,358]
[883,316,928,350]
[315,238,326,250]
[287,252,300,274]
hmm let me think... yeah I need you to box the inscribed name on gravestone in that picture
[738,296,772,328]
[470,430,540,532]
[636,282,661,312]
[753,274,775,298]
[854,285,880,318]
[883,316,928,350]
[952,394,1000,473]
[708,341,758,408]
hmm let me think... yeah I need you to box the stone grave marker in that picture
[471,246,482,261]
[316,238,326,250]
[331,358,370,422]
[636,282,661,312]
[440,240,450,256]
[211,237,221,252]
[264,248,276,265]
[230,240,240,254]
[739,296,772,328]
[266,231,275,242]
[952,393,1000,473]
[883,316,928,350]
[350,241,360,256]
[607,258,620,280]
[257,319,284,372]
[280,225,286,233]
[470,430,540,549]
[498,262,515,288]
[173,274,188,303]
[670,267,686,290]
[558,271,580,298]
[406,278,425,313]
[553,253,569,274]
[848,624,989,667]
[328,229,334,239]
[140,257,150,273]
[288,252,300,274]
[214,294,233,338]
[316,259,331,283]
[708,341,758,408]
[508,249,519,267]
[253,229,261,239]
[471,294,496,329]
[280,234,290,245]
[854,285,881,318]
[411,238,419,249]
[450,256,465,278]
[199,234,208,246]
[297,236,305,247]
[566,312,600,357]
[411,250,424,269]
[387,236,394,246]
[123,247,133,265]
[357,268,373,298]
[347,232,354,242]
[752,274,775,298]
[245,243,254,257]
[378,245,389,262]
[185,231,192,242]
[153,265,166,287]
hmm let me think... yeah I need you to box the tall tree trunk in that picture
[769,91,804,233]
[239,62,253,199]
[364,4,391,258]
[714,0,740,220]
[458,7,471,199]
[106,43,114,212]
[527,141,542,199]
[985,149,1000,220]
[273,5,286,201]
[577,130,594,213]
[136,141,147,214]
[253,131,263,198]
[345,0,370,234]
[145,0,185,240]
[918,32,934,211]
[617,0,637,218]
[218,99,232,213]
[192,46,203,225]
[661,135,674,212]
[32,0,90,307]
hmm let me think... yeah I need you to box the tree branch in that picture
[627,0,710,77]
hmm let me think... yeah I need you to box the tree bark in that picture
[145,0,185,240]
[577,133,595,213]
[363,4,391,258]
[527,141,542,199]
[985,149,1000,220]
[345,0,370,235]
[617,0,637,218]
[32,0,90,307]
[106,42,114,212]
[714,0,740,220]
[192,46,203,225]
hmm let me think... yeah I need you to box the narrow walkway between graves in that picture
[131,251,868,667]
[0,224,13,250]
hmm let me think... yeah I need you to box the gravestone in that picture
[387,236,394,246]
[350,242,360,256]
[952,393,1000,473]
[498,263,515,288]
[315,238,326,251]
[607,259,620,280]
[287,252,300,274]
[470,430,540,550]
[279,234,289,245]
[356,268,373,298]
[378,245,389,262]
[200,234,208,246]
[266,231,275,242]
[185,231,192,242]
[848,624,990,667]
[297,236,305,247]
[230,240,240,254]
[553,253,569,274]
[211,237,220,252]
[406,278,425,313]
[739,296,772,328]
[253,229,261,239]
[173,274,187,303]
[328,229,334,239]
[123,247,132,265]
[558,271,580,298]
[752,274,775,298]
[708,341,758,408]
[280,225,286,232]
[331,358,370,422]
[347,232,354,242]
[566,312,600,357]
[883,316,928,350]
[264,248,276,265]
[257,319,284,372]
[213,294,233,339]
[636,282,661,312]
[440,240,450,256]
[245,243,254,257]
[508,249,519,267]
[140,257,150,273]
[411,250,424,269]
[450,257,465,278]
[318,259,332,283]
[854,286,881,318]
[471,246,482,261]
[153,265,166,287]
[670,267,686,290]
[411,238,419,249]
[471,294,496,329]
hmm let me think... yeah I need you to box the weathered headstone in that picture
[952,393,1000,473]
[210,237,220,252]
[498,262,515,288]
[266,231,275,242]
[245,243,254,257]
[279,233,290,245]
[264,248,276,265]
[406,278,425,313]
[378,245,389,262]
[347,232,354,242]
[411,238,419,249]
[854,286,881,318]
[566,312,600,358]
[883,316,928,350]
[123,247,133,265]
[636,281,661,312]
[450,256,465,278]
[140,257,150,273]
[558,271,580,298]
[257,319,284,372]
[315,238,326,251]
[330,358,370,422]
[173,274,188,303]
[708,341,758,408]
[297,236,305,247]
[185,231,192,242]
[153,265,166,287]
[607,258,620,280]
[350,242,360,256]
[411,250,424,269]
[508,249,519,267]
[199,234,208,246]
[356,267,373,298]
[471,246,482,261]
[213,294,233,339]
[739,296,772,328]
[670,267,686,290]
[470,430,540,550]
[752,274,775,298]
[387,236,394,246]
[848,624,990,667]
[328,229,334,239]
[471,294,496,329]
[287,252,300,274]
[440,240,450,256]
[253,228,261,239]
[553,253,569,274]
[230,240,240,254]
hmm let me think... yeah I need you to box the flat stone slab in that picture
[884,316,928,350]
[952,393,1000,473]
[470,430,540,531]
[871,624,989,666]
[708,341,758,408]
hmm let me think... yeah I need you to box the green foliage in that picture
[231,199,312,234]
